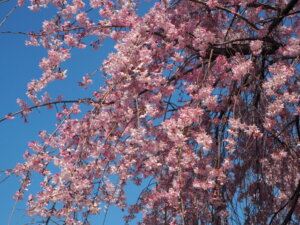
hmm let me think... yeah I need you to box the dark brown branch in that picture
[281,180,300,225]
[257,10,300,25]
[296,115,300,141]
[0,30,38,35]
[224,6,239,41]
[269,180,300,224]
[0,99,94,123]
[169,39,280,83]
[267,0,299,35]
[191,37,280,61]
[45,203,56,225]
[246,3,280,11]
[210,40,280,60]
[189,0,259,30]
[214,38,265,45]
[0,25,123,36]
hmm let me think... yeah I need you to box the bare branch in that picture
[0,4,17,28]
[0,0,11,4]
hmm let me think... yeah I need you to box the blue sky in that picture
[0,0,154,224]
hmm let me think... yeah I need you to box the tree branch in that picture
[281,180,300,225]
[0,30,38,35]
[189,0,259,30]
[0,4,17,28]
[246,2,280,11]
[267,0,299,35]
[0,0,11,4]
[209,40,280,60]
[0,99,94,123]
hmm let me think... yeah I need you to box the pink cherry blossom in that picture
[250,40,263,56]
[3,0,300,224]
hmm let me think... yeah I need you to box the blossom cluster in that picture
[7,0,300,224]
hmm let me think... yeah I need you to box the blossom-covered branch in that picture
[2,0,300,224]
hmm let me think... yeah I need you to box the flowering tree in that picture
[1,0,300,224]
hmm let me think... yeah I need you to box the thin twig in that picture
[0,31,36,35]
[0,4,17,28]
[0,174,10,184]
[214,37,260,45]
[8,172,30,225]
[0,0,11,4]
[224,6,240,41]
[246,2,280,11]
[136,96,140,128]
[177,148,186,225]
[0,99,94,123]
[189,0,259,30]
[7,199,18,225]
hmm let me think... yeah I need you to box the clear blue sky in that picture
[0,0,153,224]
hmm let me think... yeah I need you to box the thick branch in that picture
[209,40,280,60]
[296,115,300,141]
[246,2,280,11]
[281,180,300,225]
[268,0,299,35]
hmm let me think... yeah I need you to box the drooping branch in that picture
[0,98,94,123]
[2,0,300,224]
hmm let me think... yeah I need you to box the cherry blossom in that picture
[2,0,300,224]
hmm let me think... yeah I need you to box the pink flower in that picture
[28,141,43,152]
[78,74,93,88]
[70,104,81,114]
[5,113,14,120]
[25,35,39,46]
[271,151,287,161]
[64,33,79,47]
[90,0,102,8]
[42,21,57,35]
[17,98,29,110]
[232,59,252,80]
[73,0,85,10]
[250,40,263,56]
[207,0,218,8]
[76,12,89,27]
[41,92,50,104]
[13,191,24,200]
[280,37,300,57]
[18,0,23,7]
[193,179,215,190]
[196,131,212,151]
